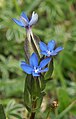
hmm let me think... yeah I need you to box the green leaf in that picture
[32,34,41,58]
[0,104,6,119]
[24,75,32,112]
[40,75,46,91]
[31,77,41,97]
[56,100,76,119]
[36,92,44,110]
[24,75,44,112]
[24,75,41,97]
[24,37,35,62]
[8,104,23,112]
[9,112,22,119]
[44,59,53,80]
[58,88,71,112]
[24,33,41,62]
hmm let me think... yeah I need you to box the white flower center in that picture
[34,67,41,73]
[34,67,39,73]
[47,50,53,56]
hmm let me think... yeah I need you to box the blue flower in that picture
[12,11,38,28]
[21,53,51,77]
[39,40,64,57]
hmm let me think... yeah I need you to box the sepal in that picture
[24,32,41,62]
[44,59,53,80]
[24,75,32,112]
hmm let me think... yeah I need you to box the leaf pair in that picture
[24,75,46,112]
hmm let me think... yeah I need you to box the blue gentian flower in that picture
[21,53,51,77]
[39,40,64,57]
[12,11,38,28]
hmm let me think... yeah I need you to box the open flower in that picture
[39,40,64,57]
[13,11,41,60]
[21,53,51,76]
[12,11,38,28]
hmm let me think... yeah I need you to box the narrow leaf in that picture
[24,75,32,111]
[10,112,22,119]
[45,59,53,80]
[56,100,76,119]
[0,104,6,119]
[24,37,34,63]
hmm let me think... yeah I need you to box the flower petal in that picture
[39,58,51,68]
[50,51,57,56]
[29,11,38,26]
[20,17,28,27]
[21,62,33,74]
[21,61,27,64]
[12,18,24,27]
[21,12,29,22]
[39,68,48,73]
[41,51,47,56]
[32,72,40,77]
[29,53,38,67]
[55,46,64,53]
[39,41,47,51]
[48,40,56,51]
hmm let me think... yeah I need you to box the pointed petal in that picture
[12,18,24,27]
[21,12,29,22]
[50,51,57,56]
[20,16,28,27]
[29,53,38,67]
[48,40,56,51]
[29,11,38,26]
[39,58,51,68]
[32,72,40,77]
[55,46,64,53]
[39,68,48,73]
[39,41,47,51]
[21,61,27,64]
[41,51,47,56]
[21,62,33,74]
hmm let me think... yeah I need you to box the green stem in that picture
[13,0,21,14]
[46,109,51,119]
[30,99,36,119]
[55,100,76,119]
[55,108,58,118]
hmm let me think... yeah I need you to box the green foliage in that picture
[0,0,76,119]
[5,100,25,119]
[24,75,45,112]
[0,104,6,119]
[45,59,53,80]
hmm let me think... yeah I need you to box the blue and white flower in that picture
[12,11,38,28]
[21,53,51,76]
[39,40,64,57]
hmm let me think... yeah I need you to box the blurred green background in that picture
[0,0,76,119]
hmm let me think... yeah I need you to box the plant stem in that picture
[30,98,36,119]
[30,112,35,119]
[55,100,76,119]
